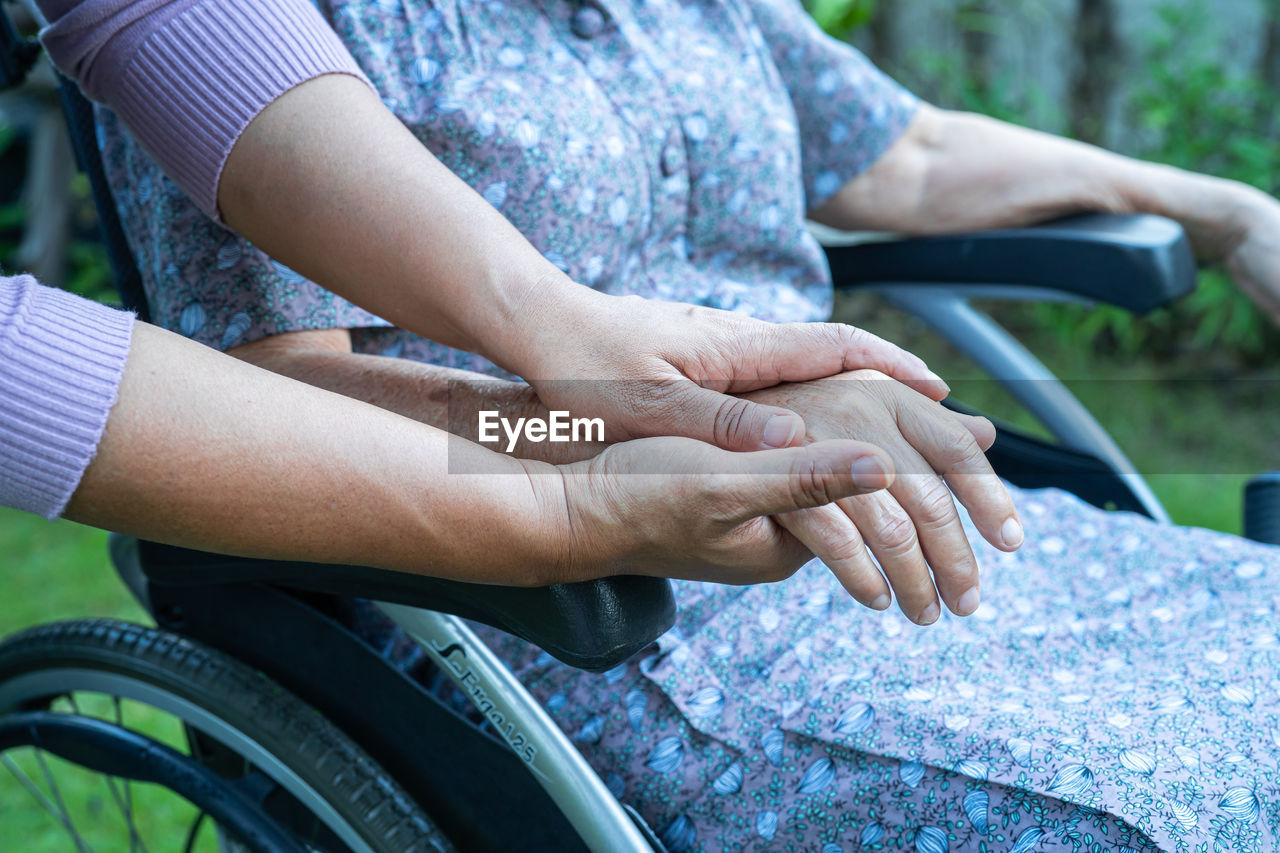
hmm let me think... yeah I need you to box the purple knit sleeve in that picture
[0,275,135,520]
[35,0,372,220]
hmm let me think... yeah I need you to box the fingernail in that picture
[917,602,940,625]
[926,370,950,394]
[1001,516,1024,549]
[957,587,981,616]
[870,593,891,611]
[762,414,800,448]
[851,455,889,489]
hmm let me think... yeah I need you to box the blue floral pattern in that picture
[93,0,1280,849]
[96,0,916,369]
[475,489,1280,851]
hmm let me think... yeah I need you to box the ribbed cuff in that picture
[0,276,135,519]
[41,0,372,220]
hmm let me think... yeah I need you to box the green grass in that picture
[0,513,141,637]
[0,513,221,851]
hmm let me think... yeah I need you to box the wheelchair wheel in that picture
[0,619,455,852]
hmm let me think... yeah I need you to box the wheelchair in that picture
[2,9,1278,851]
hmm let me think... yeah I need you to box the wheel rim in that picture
[0,667,375,853]
[0,710,307,852]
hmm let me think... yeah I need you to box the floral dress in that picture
[95,0,1280,849]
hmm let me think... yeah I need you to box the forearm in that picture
[813,104,1266,260]
[64,323,572,585]
[218,74,587,372]
[39,1,581,375]
[227,331,603,463]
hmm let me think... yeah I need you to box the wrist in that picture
[515,458,581,586]
[550,452,645,583]
[1229,183,1279,237]
[479,269,599,378]
[1120,162,1262,260]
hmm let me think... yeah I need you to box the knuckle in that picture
[913,483,958,528]
[787,457,836,507]
[823,324,870,372]
[939,425,984,469]
[830,322,861,347]
[821,535,868,568]
[831,323,897,364]
[873,510,918,556]
[713,397,757,448]
[694,472,740,517]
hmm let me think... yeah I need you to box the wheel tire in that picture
[0,618,454,853]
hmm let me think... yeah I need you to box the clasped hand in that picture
[745,371,1022,624]
[510,286,949,450]
[549,369,1021,626]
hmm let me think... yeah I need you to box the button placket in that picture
[660,139,683,178]
[571,5,606,38]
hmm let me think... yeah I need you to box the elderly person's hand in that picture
[1223,190,1280,325]
[740,371,1022,625]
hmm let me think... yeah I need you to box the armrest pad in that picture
[132,540,675,673]
[822,213,1197,314]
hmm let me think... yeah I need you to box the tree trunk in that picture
[1068,0,1119,144]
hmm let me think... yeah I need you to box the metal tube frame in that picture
[869,284,1170,523]
[378,603,654,853]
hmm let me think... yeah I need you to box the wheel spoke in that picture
[103,772,147,853]
[181,811,208,853]
[4,749,95,853]
[3,752,64,820]
[32,744,97,853]
[126,778,143,853]
[103,695,145,851]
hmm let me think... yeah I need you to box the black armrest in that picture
[132,540,675,673]
[822,213,1196,314]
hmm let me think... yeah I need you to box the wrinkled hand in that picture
[743,371,1022,624]
[513,287,948,453]
[1225,191,1280,326]
[555,436,895,585]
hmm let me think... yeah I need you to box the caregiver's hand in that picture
[509,287,949,453]
[551,436,895,585]
[219,75,943,453]
[742,371,1022,625]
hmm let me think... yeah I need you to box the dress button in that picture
[571,6,606,38]
[660,144,682,177]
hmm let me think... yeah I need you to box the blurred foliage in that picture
[0,118,115,306]
[63,172,116,303]
[808,0,875,39]
[809,0,1280,367]
[1023,2,1280,365]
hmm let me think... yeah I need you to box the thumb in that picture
[658,383,808,451]
[720,440,894,521]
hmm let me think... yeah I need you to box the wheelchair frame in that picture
[0,6,1209,849]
